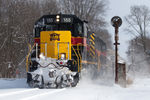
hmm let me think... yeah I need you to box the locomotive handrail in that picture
[97,55,101,71]
[57,42,70,60]
[77,44,82,71]
[26,43,35,72]
[71,46,80,72]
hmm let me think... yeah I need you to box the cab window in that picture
[35,28,40,37]
[74,22,83,36]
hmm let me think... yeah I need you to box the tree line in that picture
[125,5,150,76]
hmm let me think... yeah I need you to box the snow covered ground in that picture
[0,77,150,100]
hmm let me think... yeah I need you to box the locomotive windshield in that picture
[34,14,84,37]
[45,24,72,31]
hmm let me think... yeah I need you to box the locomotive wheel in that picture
[71,72,79,87]
[28,80,34,88]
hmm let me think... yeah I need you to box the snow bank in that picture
[0,78,150,100]
[0,78,28,89]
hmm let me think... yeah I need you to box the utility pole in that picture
[111,16,122,83]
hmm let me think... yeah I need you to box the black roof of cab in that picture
[35,14,83,26]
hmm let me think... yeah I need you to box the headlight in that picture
[56,15,60,22]
[56,15,60,19]
[56,18,60,22]
[60,53,66,60]
[39,53,45,59]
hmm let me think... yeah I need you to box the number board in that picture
[61,17,73,23]
[45,17,73,24]
[46,18,54,23]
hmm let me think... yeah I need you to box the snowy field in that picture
[0,77,150,100]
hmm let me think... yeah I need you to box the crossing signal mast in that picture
[111,16,122,83]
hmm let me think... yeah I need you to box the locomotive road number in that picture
[63,18,71,23]
[47,18,54,23]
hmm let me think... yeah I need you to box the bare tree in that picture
[59,0,107,29]
[125,5,150,52]
[127,37,150,75]
[0,0,59,78]
[41,0,59,15]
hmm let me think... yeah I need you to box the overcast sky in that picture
[107,0,150,60]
